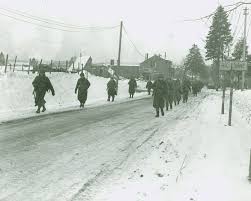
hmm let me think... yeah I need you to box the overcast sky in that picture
[0,0,249,64]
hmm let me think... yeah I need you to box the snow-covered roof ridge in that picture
[68,56,92,72]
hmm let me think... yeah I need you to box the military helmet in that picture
[39,69,45,75]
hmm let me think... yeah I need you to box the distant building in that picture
[89,60,140,79]
[89,64,111,78]
[111,64,140,79]
[68,56,92,73]
[140,55,173,80]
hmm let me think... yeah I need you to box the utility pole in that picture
[249,149,251,181]
[80,51,82,73]
[242,7,248,91]
[4,54,8,73]
[116,21,123,94]
[13,56,17,72]
[228,64,233,126]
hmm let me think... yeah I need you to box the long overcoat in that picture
[75,78,91,103]
[32,75,54,107]
[152,79,166,109]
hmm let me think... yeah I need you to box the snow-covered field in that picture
[234,89,251,125]
[0,70,147,122]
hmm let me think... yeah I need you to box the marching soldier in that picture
[146,79,153,95]
[128,77,137,98]
[152,74,166,117]
[32,70,55,113]
[107,77,117,102]
[182,77,191,103]
[166,78,175,110]
[192,80,198,96]
[174,79,182,105]
[164,78,170,111]
[75,72,91,108]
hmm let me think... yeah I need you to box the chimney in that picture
[145,53,149,60]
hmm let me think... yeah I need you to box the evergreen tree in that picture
[205,5,233,86]
[200,65,210,82]
[184,44,205,78]
[232,38,248,60]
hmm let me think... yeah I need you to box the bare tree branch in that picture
[183,1,251,22]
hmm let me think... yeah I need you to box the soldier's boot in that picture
[170,103,173,109]
[42,106,46,112]
[155,109,159,117]
[166,103,169,111]
[132,94,134,98]
[112,96,115,102]
[107,96,110,101]
[161,108,164,116]
[36,107,41,114]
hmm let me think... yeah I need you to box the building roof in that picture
[68,56,91,72]
[92,63,140,67]
[140,55,172,65]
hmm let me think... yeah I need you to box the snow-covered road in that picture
[0,90,251,201]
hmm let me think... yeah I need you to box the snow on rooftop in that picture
[68,56,91,72]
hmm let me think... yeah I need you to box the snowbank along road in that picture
[0,90,251,201]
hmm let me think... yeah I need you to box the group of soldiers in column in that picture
[31,70,203,116]
[146,74,204,117]
[31,70,138,113]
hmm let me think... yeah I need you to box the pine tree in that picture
[205,5,233,86]
[232,38,248,60]
[184,44,205,79]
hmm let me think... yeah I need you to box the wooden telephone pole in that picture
[242,7,248,91]
[116,21,123,94]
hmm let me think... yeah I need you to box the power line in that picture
[122,26,145,58]
[229,2,237,22]
[234,20,245,43]
[183,1,251,22]
[0,7,119,31]
[247,14,251,36]
[232,10,242,39]
[0,8,119,33]
[0,11,119,32]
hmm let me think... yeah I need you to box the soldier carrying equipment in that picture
[128,77,137,98]
[32,70,55,113]
[182,77,191,103]
[146,80,153,95]
[152,74,166,117]
[165,78,175,111]
[107,77,117,102]
[174,79,182,105]
[75,72,91,108]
